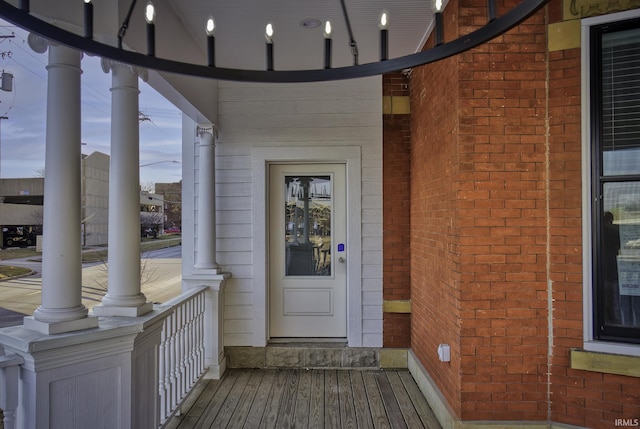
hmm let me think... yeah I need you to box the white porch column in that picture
[184,125,229,378]
[194,128,220,271]
[23,36,97,334]
[93,60,152,317]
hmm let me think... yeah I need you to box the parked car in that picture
[2,226,37,248]
[141,227,158,238]
[165,227,181,234]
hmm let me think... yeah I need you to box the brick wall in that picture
[410,16,463,414]
[410,0,640,425]
[547,44,587,427]
[383,72,412,348]
[547,22,640,429]
[458,0,549,420]
[410,0,549,421]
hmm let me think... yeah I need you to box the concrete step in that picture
[225,343,383,369]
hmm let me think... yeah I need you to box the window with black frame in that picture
[591,18,640,343]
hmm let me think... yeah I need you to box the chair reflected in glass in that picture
[284,175,332,277]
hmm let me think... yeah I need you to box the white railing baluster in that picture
[0,345,24,429]
[178,304,186,398]
[197,292,205,373]
[159,324,167,420]
[185,301,192,393]
[167,313,177,410]
[162,314,170,417]
[155,286,207,427]
[188,298,195,384]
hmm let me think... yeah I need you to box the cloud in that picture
[0,20,182,183]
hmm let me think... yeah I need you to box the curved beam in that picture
[0,0,548,83]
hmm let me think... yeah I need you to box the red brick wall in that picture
[410,0,640,425]
[410,0,548,421]
[410,2,463,411]
[383,72,412,348]
[547,44,585,428]
[547,37,640,429]
[457,0,549,419]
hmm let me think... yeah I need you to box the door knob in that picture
[338,257,345,263]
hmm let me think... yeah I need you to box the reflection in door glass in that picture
[284,175,332,276]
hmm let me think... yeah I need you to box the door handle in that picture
[338,257,345,263]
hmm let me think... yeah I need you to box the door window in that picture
[283,175,332,276]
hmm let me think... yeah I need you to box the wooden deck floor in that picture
[166,368,442,429]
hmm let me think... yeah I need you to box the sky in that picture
[0,20,183,186]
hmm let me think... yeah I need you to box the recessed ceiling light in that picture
[300,18,321,29]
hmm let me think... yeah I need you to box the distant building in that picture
[0,177,44,225]
[0,152,110,247]
[0,177,44,248]
[155,181,181,229]
[140,191,165,237]
[81,151,109,246]
[0,151,169,247]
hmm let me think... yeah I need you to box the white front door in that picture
[269,163,347,338]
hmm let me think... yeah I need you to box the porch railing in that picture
[156,286,208,426]
[0,345,24,429]
[0,286,208,429]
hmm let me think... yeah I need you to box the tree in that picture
[140,182,155,193]
[141,211,164,238]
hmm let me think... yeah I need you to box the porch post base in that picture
[23,315,98,335]
[184,271,230,380]
[0,320,152,429]
[92,302,153,317]
[191,267,221,275]
[203,356,227,379]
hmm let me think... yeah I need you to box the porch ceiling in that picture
[167,0,433,71]
[19,0,433,123]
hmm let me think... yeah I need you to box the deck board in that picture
[171,369,442,429]
[398,371,442,429]
[258,368,289,429]
[227,370,263,428]
[387,370,426,429]
[308,370,325,428]
[350,370,374,429]
[362,371,392,429]
[210,369,253,428]
[293,370,312,428]
[337,369,358,428]
[324,369,341,428]
[241,370,276,429]
[374,371,409,429]
[192,370,239,428]
[274,367,299,428]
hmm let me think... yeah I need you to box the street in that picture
[0,245,183,327]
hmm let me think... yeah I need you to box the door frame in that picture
[252,146,362,347]
[268,163,347,338]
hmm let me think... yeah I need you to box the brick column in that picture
[382,71,412,348]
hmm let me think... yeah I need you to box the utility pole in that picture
[0,31,14,178]
[0,116,7,179]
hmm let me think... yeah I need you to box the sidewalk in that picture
[0,243,182,328]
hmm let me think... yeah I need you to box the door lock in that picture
[338,257,346,263]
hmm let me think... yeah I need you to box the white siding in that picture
[185,77,383,347]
